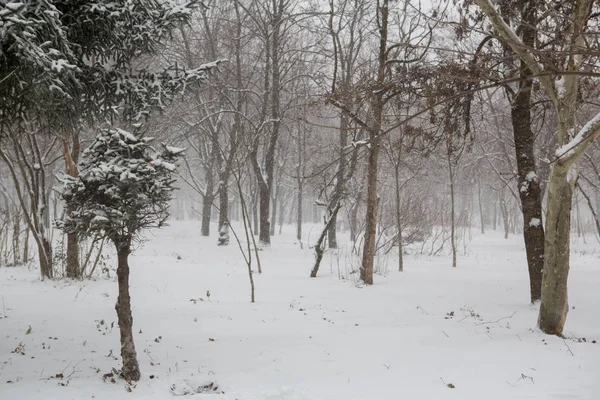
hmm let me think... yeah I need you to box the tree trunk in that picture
[296,175,303,242]
[500,191,509,239]
[478,181,485,234]
[201,168,214,237]
[359,0,388,285]
[66,226,80,278]
[22,214,29,262]
[39,236,53,280]
[217,165,230,246]
[328,113,349,249]
[395,163,404,272]
[360,140,379,284]
[270,177,280,236]
[65,133,81,279]
[12,208,20,266]
[507,2,544,301]
[258,183,270,244]
[115,240,140,381]
[311,204,342,278]
[538,166,573,335]
[448,152,457,268]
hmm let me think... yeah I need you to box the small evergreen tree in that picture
[58,128,184,381]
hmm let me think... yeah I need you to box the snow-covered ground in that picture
[1,221,599,399]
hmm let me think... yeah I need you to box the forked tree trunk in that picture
[538,166,573,335]
[115,240,140,381]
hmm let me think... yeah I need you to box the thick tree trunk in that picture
[360,138,379,284]
[115,241,140,381]
[258,183,270,244]
[538,166,573,335]
[507,1,545,302]
[66,228,80,278]
[359,0,388,285]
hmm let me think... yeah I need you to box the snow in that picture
[555,111,600,163]
[525,171,537,182]
[1,222,599,400]
[529,218,541,227]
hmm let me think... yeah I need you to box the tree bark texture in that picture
[115,241,141,381]
[65,133,81,278]
[360,0,388,285]
[538,166,573,335]
[506,0,545,302]
[39,236,53,280]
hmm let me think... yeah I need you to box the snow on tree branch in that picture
[57,128,184,243]
[555,111,600,166]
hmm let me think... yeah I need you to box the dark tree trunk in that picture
[66,227,80,278]
[509,1,545,303]
[115,240,140,382]
[360,138,379,285]
[217,178,229,245]
[258,183,270,244]
[39,236,53,280]
[217,154,233,246]
[65,132,81,278]
[359,0,388,285]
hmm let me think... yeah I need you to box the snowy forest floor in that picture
[1,221,599,400]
